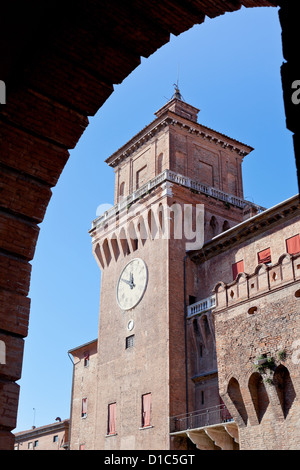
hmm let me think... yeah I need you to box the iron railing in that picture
[170,404,233,433]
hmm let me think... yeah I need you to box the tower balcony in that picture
[170,405,239,450]
[187,295,216,317]
[91,169,265,231]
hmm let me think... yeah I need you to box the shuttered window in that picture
[286,234,300,255]
[81,398,87,418]
[107,402,116,435]
[232,260,244,280]
[258,248,271,264]
[142,393,152,428]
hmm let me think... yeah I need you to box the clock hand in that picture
[121,276,135,289]
[130,272,135,289]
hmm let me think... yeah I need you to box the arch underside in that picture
[1,0,298,450]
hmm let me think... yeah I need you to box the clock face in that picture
[116,258,148,310]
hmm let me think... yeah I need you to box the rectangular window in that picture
[286,234,300,255]
[53,435,58,443]
[141,393,152,428]
[107,402,116,435]
[126,335,135,349]
[81,397,87,418]
[34,440,39,448]
[258,247,271,265]
[232,260,244,280]
[84,353,89,367]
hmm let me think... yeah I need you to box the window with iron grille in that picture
[126,335,134,349]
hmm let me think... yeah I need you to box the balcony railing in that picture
[91,169,265,229]
[187,295,216,317]
[170,404,233,434]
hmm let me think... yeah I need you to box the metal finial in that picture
[173,83,183,100]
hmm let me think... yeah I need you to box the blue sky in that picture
[15,6,298,432]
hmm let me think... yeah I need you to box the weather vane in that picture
[173,65,183,100]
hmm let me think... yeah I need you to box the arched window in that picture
[157,153,164,174]
[222,220,230,232]
[210,216,218,235]
[119,182,125,199]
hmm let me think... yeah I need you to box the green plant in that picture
[264,377,273,385]
[277,349,287,361]
[254,355,275,374]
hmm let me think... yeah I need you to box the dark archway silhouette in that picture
[227,377,248,425]
[1,0,298,449]
[248,372,270,422]
[273,365,296,418]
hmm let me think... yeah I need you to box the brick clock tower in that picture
[89,89,254,450]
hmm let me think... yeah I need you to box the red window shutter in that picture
[108,403,116,435]
[286,234,300,255]
[142,393,151,427]
[81,398,87,417]
[258,248,271,264]
[232,260,244,280]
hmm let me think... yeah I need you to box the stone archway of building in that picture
[1,0,298,450]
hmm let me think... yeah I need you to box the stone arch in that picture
[110,233,120,261]
[127,220,138,251]
[254,263,269,292]
[207,215,219,239]
[137,215,148,246]
[147,207,158,240]
[119,227,130,256]
[235,272,248,300]
[102,238,112,266]
[278,253,294,282]
[227,377,248,426]
[169,201,183,241]
[222,220,230,232]
[93,242,105,270]
[248,372,269,423]
[0,0,295,450]
[273,364,296,418]
[213,281,227,308]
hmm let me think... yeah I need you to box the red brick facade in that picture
[4,1,297,450]
[67,94,300,450]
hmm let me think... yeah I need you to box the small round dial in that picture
[116,258,148,310]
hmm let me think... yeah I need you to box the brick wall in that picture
[194,205,300,449]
